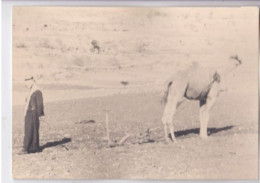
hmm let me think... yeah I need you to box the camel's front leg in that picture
[199,83,220,138]
[163,123,171,143]
[199,99,207,138]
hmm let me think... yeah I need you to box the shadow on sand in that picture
[40,137,72,151]
[174,125,234,137]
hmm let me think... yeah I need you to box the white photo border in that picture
[2,1,260,183]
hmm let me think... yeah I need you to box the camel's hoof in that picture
[165,138,177,144]
[164,139,171,144]
[172,139,177,144]
[200,134,208,139]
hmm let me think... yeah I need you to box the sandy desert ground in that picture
[12,7,258,179]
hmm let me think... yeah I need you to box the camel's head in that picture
[230,55,242,67]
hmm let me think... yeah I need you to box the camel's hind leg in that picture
[199,83,220,138]
[162,83,186,143]
[162,102,178,143]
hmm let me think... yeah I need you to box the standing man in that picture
[20,76,44,154]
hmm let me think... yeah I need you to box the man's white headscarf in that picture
[24,77,39,117]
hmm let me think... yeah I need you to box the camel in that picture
[161,55,242,143]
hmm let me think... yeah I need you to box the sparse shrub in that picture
[84,67,91,71]
[40,39,54,49]
[147,10,167,19]
[51,71,73,81]
[65,72,73,79]
[137,42,149,53]
[16,43,27,48]
[73,57,84,67]
[120,81,129,86]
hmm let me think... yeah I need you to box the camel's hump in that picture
[169,65,217,99]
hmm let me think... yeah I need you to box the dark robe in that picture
[24,90,44,153]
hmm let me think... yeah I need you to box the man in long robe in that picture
[20,76,44,154]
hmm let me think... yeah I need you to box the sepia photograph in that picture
[12,7,258,179]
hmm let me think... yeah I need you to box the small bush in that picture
[16,43,27,48]
[40,39,55,50]
[73,58,84,67]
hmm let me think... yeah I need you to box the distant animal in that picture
[161,55,242,143]
[91,40,101,54]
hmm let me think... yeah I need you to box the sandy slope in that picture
[12,7,258,106]
[13,7,257,89]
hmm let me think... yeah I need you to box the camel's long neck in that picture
[220,61,239,78]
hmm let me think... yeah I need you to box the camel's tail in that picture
[161,81,172,104]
